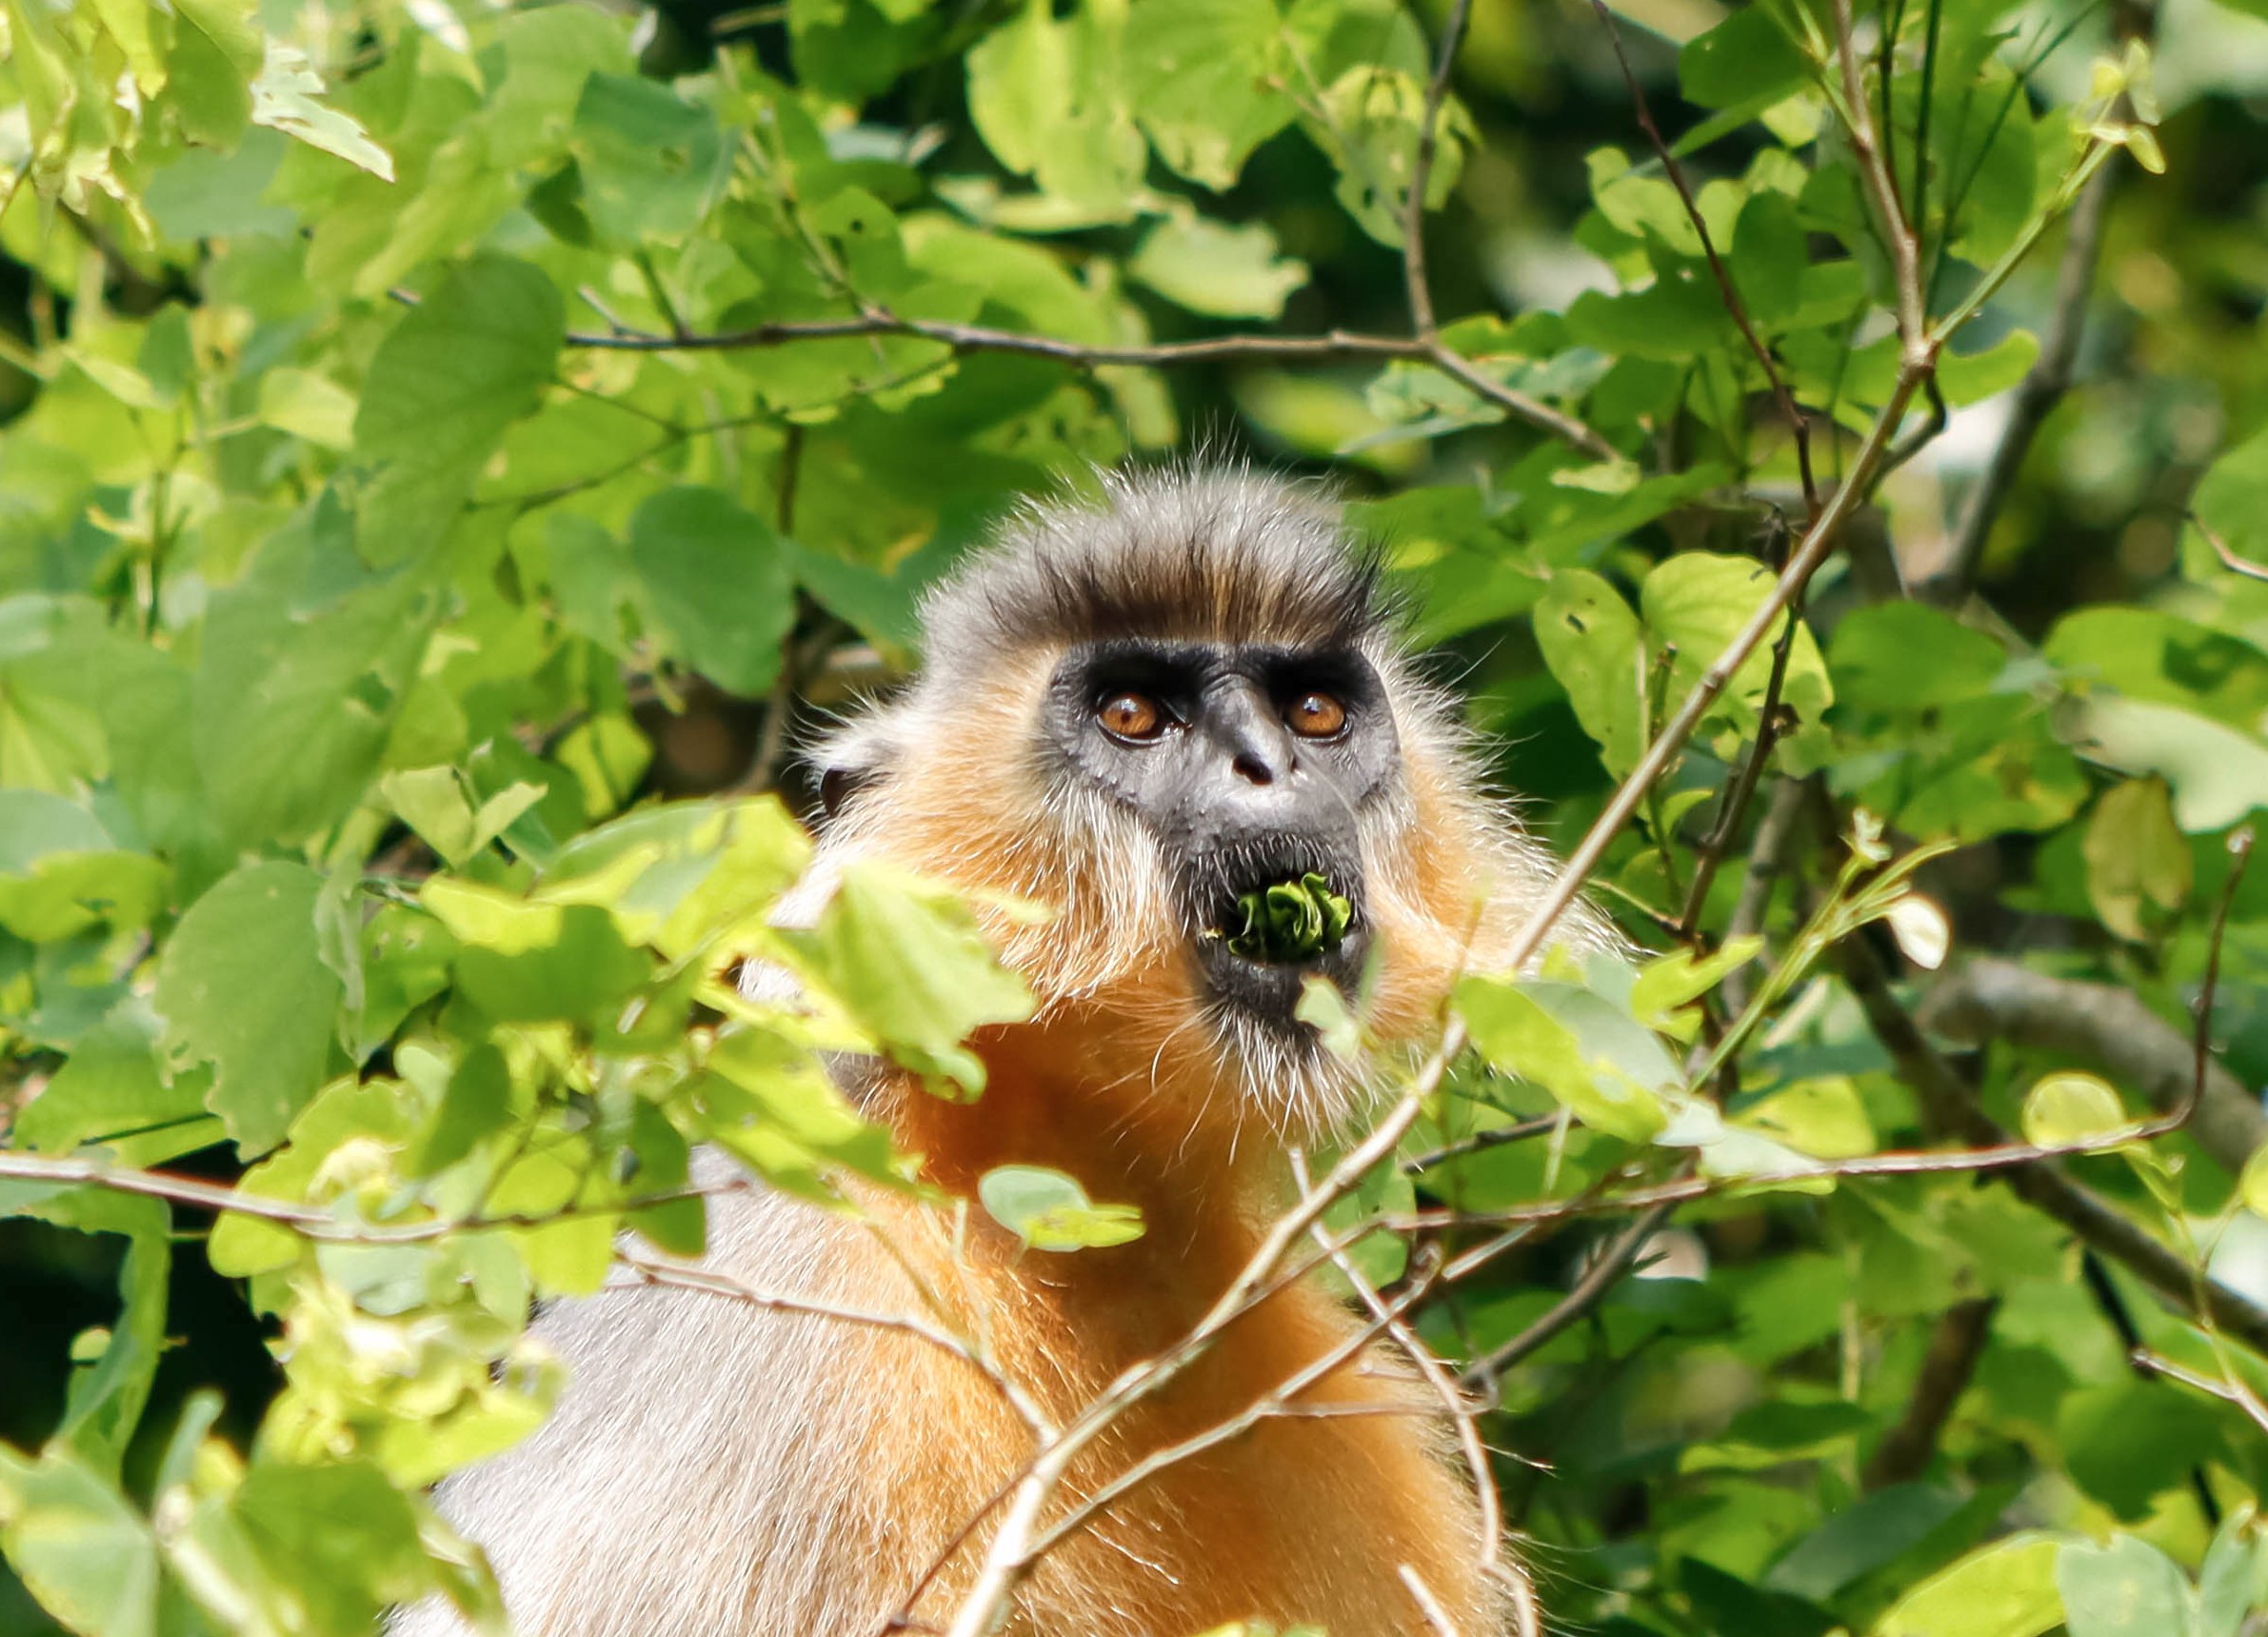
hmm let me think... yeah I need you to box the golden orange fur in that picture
[398,470,1599,1637]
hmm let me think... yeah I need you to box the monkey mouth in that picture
[1187,844,1369,1025]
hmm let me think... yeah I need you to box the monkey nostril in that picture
[1231,751,1276,786]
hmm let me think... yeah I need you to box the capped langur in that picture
[396,469,1602,1637]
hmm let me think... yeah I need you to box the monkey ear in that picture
[806,712,904,823]
[818,764,870,820]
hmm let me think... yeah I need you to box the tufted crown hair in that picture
[915,468,1392,682]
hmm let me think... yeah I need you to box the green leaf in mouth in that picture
[1222,872,1355,963]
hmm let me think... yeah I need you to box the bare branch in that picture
[1833,0,1930,360]
[1921,895,2267,1182]
[1403,1113,1560,1175]
[1502,362,1930,974]
[939,1026,1466,1637]
[0,1150,756,1244]
[1400,1565,1466,1637]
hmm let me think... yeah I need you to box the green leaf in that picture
[1831,603,2008,711]
[979,1165,1146,1251]
[155,861,341,1155]
[1130,217,1309,320]
[1680,6,1810,110]
[1766,1485,1965,1601]
[0,791,168,941]
[1455,974,1678,1143]
[421,888,648,1025]
[1222,872,1354,962]
[13,997,214,1159]
[1641,551,1834,743]
[2239,1147,2268,1220]
[2083,778,2192,941]
[191,491,434,848]
[778,863,1037,1097]
[1874,1532,2066,1637]
[249,45,394,178]
[2019,1071,2129,1147]
[965,0,1144,213]
[1628,938,1764,1021]
[0,1446,160,1637]
[2044,608,2268,729]
[2194,423,2268,570]
[167,0,263,149]
[570,73,726,243]
[2056,1534,2199,1637]
[1533,569,1646,777]
[2060,1383,2227,1519]
[627,487,797,697]
[10,1190,170,1475]
[354,255,565,561]
[2066,696,2268,832]
[1123,0,1293,190]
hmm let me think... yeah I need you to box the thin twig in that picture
[2132,1348,2268,1437]
[2196,514,2268,583]
[1403,1114,1560,1175]
[1585,0,1820,517]
[1400,1565,1466,1637]
[1677,601,1799,941]
[1403,0,1475,337]
[1838,922,2268,1357]
[1293,1151,1508,1590]
[1502,363,1928,976]
[0,1151,756,1243]
[1460,1198,1678,1387]
[550,308,1615,459]
[1834,0,1930,361]
[1921,838,2266,1181]
[609,1249,1055,1435]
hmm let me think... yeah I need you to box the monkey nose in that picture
[1214,687,1294,786]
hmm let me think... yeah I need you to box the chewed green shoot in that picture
[1223,872,1354,964]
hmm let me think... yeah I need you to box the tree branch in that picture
[1921,956,2268,1180]
[1861,1296,1997,1488]
[1837,929,2268,1357]
[556,307,1618,460]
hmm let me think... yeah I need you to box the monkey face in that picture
[1042,637,1402,1031]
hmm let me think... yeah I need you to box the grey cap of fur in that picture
[915,469,1392,683]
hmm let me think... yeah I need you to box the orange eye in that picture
[1285,690,1347,738]
[1098,691,1166,741]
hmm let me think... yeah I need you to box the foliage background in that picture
[4,0,2268,1630]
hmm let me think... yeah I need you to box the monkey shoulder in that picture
[398,1175,931,1637]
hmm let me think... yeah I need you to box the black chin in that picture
[1194,928,1370,1029]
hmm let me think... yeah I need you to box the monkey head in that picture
[803,468,1590,1138]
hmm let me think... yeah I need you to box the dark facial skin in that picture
[1044,639,1402,1024]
